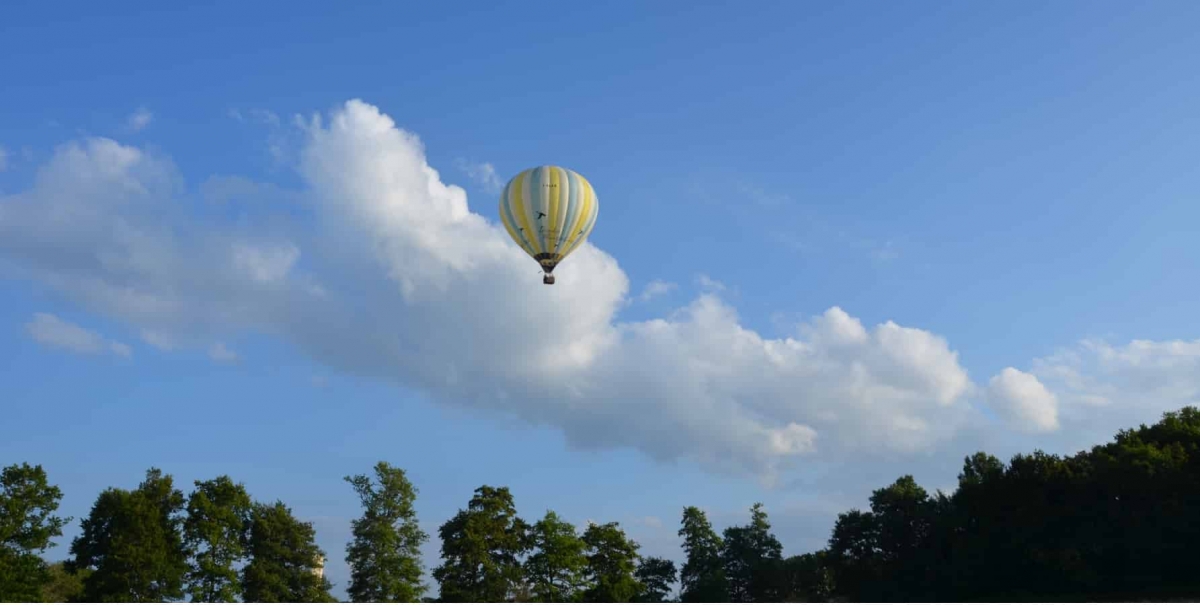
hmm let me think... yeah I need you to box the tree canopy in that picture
[6,406,1200,601]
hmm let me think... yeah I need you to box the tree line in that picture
[3,406,1199,602]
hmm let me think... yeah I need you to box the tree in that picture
[41,561,90,603]
[677,506,726,602]
[581,522,642,603]
[184,475,253,602]
[524,511,588,602]
[345,461,429,602]
[70,468,188,602]
[721,503,783,602]
[242,501,335,602]
[634,556,677,602]
[0,462,69,601]
[772,552,833,602]
[432,485,530,602]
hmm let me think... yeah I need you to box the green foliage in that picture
[0,463,69,602]
[633,556,677,602]
[69,468,188,602]
[10,405,1200,603]
[524,510,588,602]
[771,552,833,602]
[581,521,642,603]
[242,501,335,603]
[40,561,90,603]
[824,406,1200,602]
[720,503,782,602]
[345,461,429,602]
[184,475,253,602]
[677,506,726,602]
[432,485,530,602]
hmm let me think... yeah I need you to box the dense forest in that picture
[2,406,1199,602]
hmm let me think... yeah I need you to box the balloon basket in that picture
[543,274,556,285]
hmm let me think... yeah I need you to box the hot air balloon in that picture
[498,166,599,285]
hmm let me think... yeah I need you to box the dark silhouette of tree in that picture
[634,556,677,602]
[242,501,335,602]
[720,503,783,602]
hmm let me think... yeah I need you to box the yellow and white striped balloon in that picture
[498,166,599,284]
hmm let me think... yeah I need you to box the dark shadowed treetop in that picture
[69,468,188,603]
[242,500,335,603]
[721,503,783,602]
[678,506,726,602]
[634,556,677,603]
[581,521,642,603]
[432,485,530,603]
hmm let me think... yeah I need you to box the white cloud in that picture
[637,279,676,302]
[127,107,153,132]
[695,273,726,292]
[209,342,239,363]
[455,159,503,193]
[25,312,130,357]
[986,367,1059,433]
[1024,338,1200,448]
[3,98,1149,483]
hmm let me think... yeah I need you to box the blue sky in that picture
[4,0,1200,597]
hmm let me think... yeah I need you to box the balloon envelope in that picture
[498,166,599,279]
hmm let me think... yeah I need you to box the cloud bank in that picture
[2,100,1197,482]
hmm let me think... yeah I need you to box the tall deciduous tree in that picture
[634,556,677,603]
[242,501,335,602]
[524,511,588,602]
[0,462,69,601]
[432,486,530,602]
[70,468,188,602]
[581,522,642,603]
[345,461,428,602]
[184,475,253,602]
[677,506,726,602]
[721,503,783,602]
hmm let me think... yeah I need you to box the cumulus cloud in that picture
[6,98,1167,483]
[127,107,153,132]
[986,367,1059,433]
[637,279,676,302]
[455,159,503,193]
[1023,338,1200,448]
[25,312,131,357]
